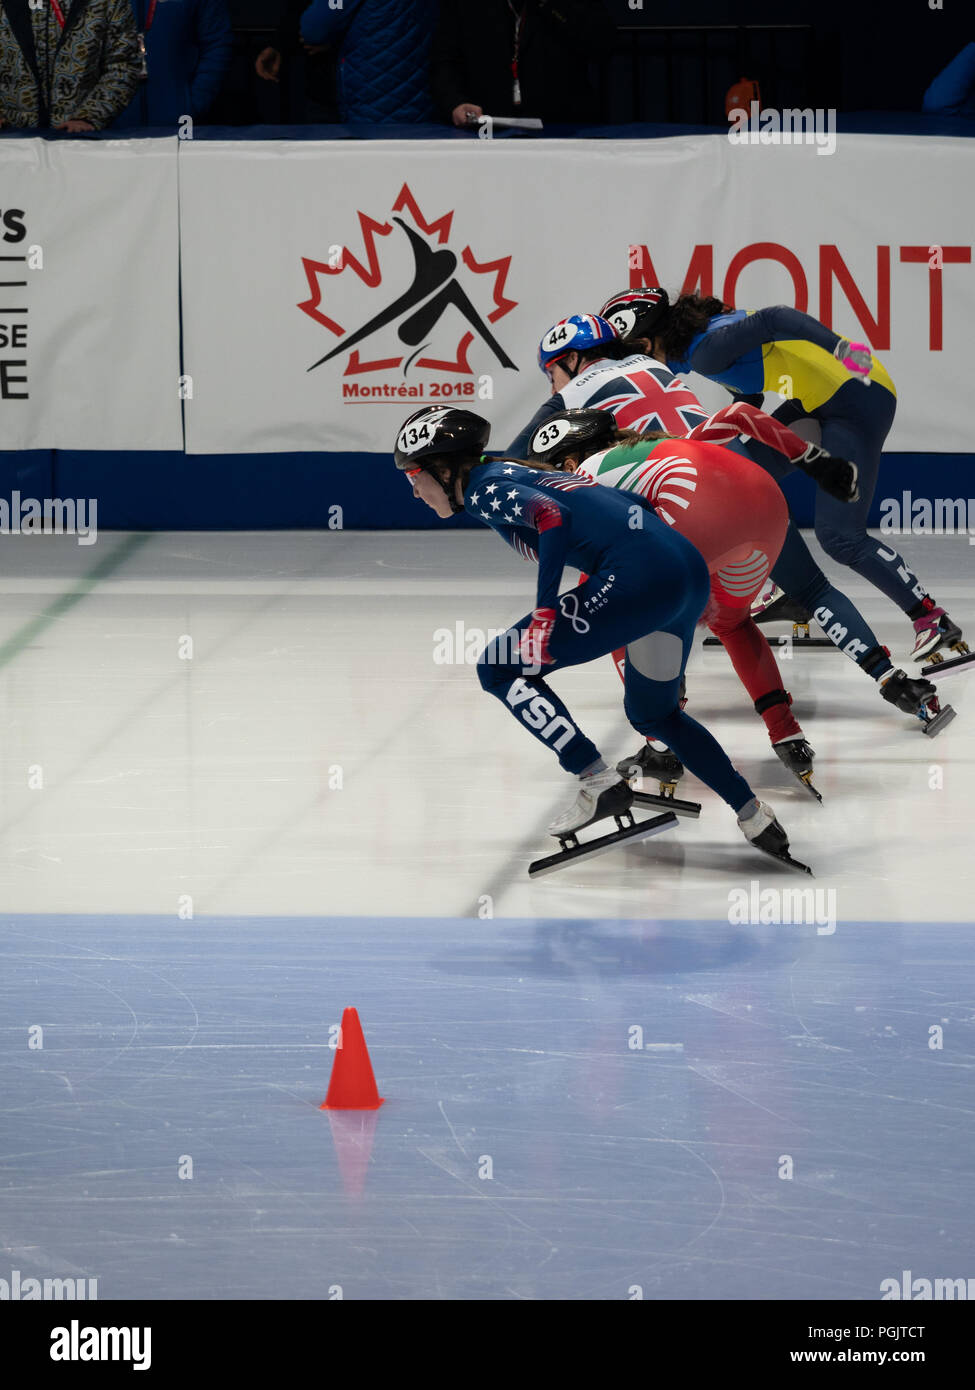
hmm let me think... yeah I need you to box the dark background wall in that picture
[219,0,974,127]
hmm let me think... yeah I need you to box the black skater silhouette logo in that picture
[306,218,517,374]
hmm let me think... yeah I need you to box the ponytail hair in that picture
[657,293,732,361]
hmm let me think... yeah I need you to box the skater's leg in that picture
[621,585,755,815]
[812,384,928,613]
[477,619,603,774]
[619,548,806,864]
[731,425,896,668]
[815,391,966,653]
[708,602,802,744]
[771,518,893,676]
[812,381,959,631]
[476,563,690,775]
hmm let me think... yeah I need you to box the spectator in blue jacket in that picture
[923,41,975,116]
[299,0,437,123]
[114,0,233,127]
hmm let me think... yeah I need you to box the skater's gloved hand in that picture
[520,608,557,667]
[833,338,872,380]
[794,443,860,503]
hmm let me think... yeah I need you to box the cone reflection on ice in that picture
[327,1110,380,1198]
[321,1007,385,1110]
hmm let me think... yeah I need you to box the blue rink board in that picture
[1,916,972,1302]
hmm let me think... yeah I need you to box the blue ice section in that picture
[1,916,973,1301]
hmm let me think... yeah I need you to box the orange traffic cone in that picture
[321,1007,385,1110]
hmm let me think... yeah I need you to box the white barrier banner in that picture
[179,136,975,455]
[0,138,182,451]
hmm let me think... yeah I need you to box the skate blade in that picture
[918,637,969,666]
[922,703,956,737]
[798,773,823,804]
[922,650,975,681]
[703,634,839,649]
[753,843,814,876]
[631,789,701,819]
[528,811,679,878]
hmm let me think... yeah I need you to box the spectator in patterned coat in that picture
[0,0,142,130]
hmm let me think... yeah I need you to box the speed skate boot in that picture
[737,798,812,874]
[911,600,970,665]
[529,769,680,878]
[752,584,815,632]
[548,768,633,839]
[772,735,822,803]
[616,741,684,797]
[881,667,955,736]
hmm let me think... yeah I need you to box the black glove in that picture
[794,443,860,503]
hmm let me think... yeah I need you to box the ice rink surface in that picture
[1,528,973,1299]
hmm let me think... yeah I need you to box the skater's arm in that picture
[474,465,572,608]
[509,394,567,458]
[687,402,859,501]
[520,489,572,612]
[687,401,812,459]
[688,306,842,376]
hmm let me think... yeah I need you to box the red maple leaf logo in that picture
[297,184,518,376]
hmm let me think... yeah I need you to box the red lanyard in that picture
[509,2,526,106]
[50,0,154,33]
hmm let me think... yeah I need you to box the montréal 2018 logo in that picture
[297,184,519,405]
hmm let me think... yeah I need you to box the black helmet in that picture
[394,406,490,470]
[527,409,617,467]
[598,286,670,343]
[394,406,491,514]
